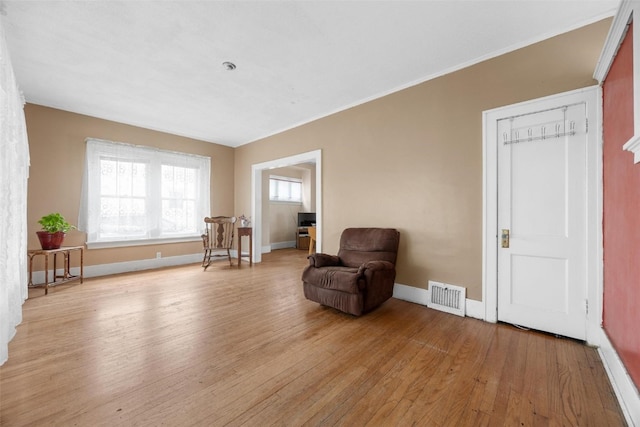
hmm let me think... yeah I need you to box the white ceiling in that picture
[2,0,618,147]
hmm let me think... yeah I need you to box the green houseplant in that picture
[36,212,76,250]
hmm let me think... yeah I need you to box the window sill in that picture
[269,200,302,205]
[86,236,202,249]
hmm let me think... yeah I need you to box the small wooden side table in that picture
[237,227,252,267]
[27,246,84,295]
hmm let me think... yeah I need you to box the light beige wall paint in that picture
[301,164,316,212]
[269,202,299,243]
[262,165,316,246]
[25,104,234,268]
[267,167,304,244]
[234,19,612,301]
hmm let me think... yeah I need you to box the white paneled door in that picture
[494,90,597,340]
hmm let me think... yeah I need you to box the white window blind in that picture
[79,138,210,247]
[269,175,302,203]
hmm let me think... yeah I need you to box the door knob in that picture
[501,229,510,248]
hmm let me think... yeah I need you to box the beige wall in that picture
[24,19,611,300]
[264,165,316,246]
[25,104,234,268]
[268,202,298,244]
[233,19,612,301]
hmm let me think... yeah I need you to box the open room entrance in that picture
[251,150,322,263]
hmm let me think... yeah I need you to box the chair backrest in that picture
[337,228,400,268]
[203,216,237,249]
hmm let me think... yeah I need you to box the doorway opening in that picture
[251,150,322,263]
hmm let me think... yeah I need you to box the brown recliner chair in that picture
[301,228,400,316]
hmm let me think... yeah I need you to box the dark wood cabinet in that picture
[296,227,310,249]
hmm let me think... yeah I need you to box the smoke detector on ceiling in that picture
[222,62,236,71]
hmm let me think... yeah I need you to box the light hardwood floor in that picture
[0,249,625,426]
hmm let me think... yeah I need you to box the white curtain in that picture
[0,19,30,365]
[79,138,210,245]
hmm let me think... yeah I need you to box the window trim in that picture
[269,175,303,203]
[86,236,201,250]
[79,138,211,247]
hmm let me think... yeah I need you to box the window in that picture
[79,138,210,247]
[269,175,302,203]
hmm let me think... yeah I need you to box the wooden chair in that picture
[201,216,237,270]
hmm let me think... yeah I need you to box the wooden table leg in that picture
[28,253,35,287]
[65,250,70,279]
[53,252,59,282]
[80,248,84,284]
[44,253,49,296]
[237,228,253,268]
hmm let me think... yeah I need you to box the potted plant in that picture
[36,212,76,250]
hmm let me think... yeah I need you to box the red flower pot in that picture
[36,231,66,250]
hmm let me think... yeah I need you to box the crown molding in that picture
[594,1,633,83]
[596,1,640,164]
[623,134,640,163]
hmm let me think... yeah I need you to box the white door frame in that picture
[251,149,322,263]
[482,86,603,345]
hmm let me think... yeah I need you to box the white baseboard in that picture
[464,298,484,320]
[393,283,484,319]
[271,240,296,250]
[393,283,430,305]
[88,253,204,278]
[31,248,275,284]
[596,328,640,427]
[262,241,301,253]
[30,253,203,283]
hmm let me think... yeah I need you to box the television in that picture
[298,212,316,227]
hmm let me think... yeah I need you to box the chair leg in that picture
[226,249,233,267]
[202,250,210,270]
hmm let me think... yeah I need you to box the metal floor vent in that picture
[427,281,466,317]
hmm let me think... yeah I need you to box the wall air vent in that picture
[427,281,466,317]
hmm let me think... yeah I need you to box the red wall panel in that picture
[603,23,640,389]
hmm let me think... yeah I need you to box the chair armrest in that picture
[357,260,397,293]
[308,253,341,268]
[357,260,395,275]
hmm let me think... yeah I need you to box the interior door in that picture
[497,99,590,340]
